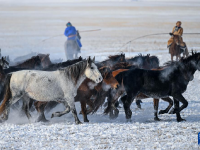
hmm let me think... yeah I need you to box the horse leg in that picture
[136,99,142,109]
[1,95,21,122]
[51,101,70,118]
[35,102,49,122]
[110,102,119,119]
[171,93,188,122]
[159,97,173,114]
[86,99,94,115]
[176,55,178,61]
[121,92,136,121]
[171,55,173,61]
[29,99,35,112]
[22,96,31,120]
[71,105,82,124]
[81,101,89,122]
[153,98,160,121]
[173,98,186,122]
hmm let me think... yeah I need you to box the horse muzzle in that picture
[95,76,103,83]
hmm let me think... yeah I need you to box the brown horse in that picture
[169,35,189,61]
[34,66,119,122]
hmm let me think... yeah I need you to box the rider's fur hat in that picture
[176,21,182,26]
[66,22,72,27]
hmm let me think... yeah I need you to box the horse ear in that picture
[92,56,95,62]
[192,50,194,55]
[87,56,91,65]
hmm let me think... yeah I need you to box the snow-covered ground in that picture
[0,1,200,149]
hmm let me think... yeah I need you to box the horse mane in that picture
[16,55,41,68]
[43,57,83,71]
[111,62,132,70]
[163,61,179,67]
[108,54,123,61]
[16,56,39,64]
[127,53,147,60]
[105,53,125,61]
[163,52,200,67]
[150,55,159,66]
[62,60,87,84]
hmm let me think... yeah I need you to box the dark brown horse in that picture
[169,35,189,61]
[12,54,52,69]
[14,55,42,69]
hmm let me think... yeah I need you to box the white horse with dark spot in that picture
[0,57,102,124]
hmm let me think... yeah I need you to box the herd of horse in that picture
[0,50,199,124]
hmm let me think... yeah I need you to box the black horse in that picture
[115,52,200,122]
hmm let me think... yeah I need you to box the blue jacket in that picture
[64,26,76,38]
[64,26,82,47]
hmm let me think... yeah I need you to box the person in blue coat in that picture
[64,22,82,60]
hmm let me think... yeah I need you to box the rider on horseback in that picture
[167,21,187,53]
[64,22,82,60]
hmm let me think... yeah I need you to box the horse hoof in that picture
[169,108,175,114]
[37,119,49,123]
[177,118,186,122]
[51,114,54,118]
[84,119,89,122]
[159,110,167,115]
[154,117,161,121]
[126,119,132,122]
[75,121,82,125]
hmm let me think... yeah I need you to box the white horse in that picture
[0,57,102,124]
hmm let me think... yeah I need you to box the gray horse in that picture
[64,32,81,60]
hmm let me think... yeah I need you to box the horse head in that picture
[39,54,52,68]
[179,52,200,81]
[85,56,102,84]
[0,57,9,69]
[120,53,126,63]
[99,66,119,89]
[173,35,181,46]
[34,56,43,69]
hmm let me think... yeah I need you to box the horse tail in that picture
[0,74,12,115]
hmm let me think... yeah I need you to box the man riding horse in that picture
[167,21,188,56]
[64,22,82,60]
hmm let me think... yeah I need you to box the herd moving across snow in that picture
[0,51,199,124]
